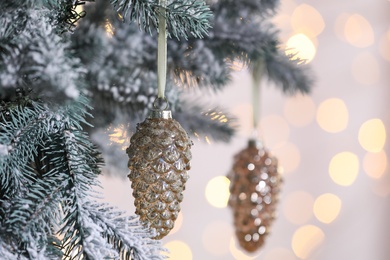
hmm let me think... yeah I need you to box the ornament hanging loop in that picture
[153,96,170,110]
[150,97,171,119]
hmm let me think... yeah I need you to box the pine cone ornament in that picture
[227,140,282,252]
[126,109,192,239]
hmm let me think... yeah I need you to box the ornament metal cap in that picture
[149,97,172,119]
[248,139,263,149]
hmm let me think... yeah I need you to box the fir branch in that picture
[110,0,212,39]
[175,101,237,142]
[264,50,313,94]
[86,202,164,260]
[0,101,50,198]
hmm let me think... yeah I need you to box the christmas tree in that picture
[0,0,312,258]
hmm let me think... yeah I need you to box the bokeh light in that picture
[344,14,374,48]
[313,193,342,224]
[202,221,232,256]
[264,247,296,260]
[229,237,261,260]
[351,52,380,85]
[285,33,316,63]
[329,152,359,186]
[379,31,390,61]
[283,94,316,127]
[283,191,314,225]
[371,171,390,197]
[272,142,301,174]
[260,115,290,150]
[358,119,386,152]
[291,4,325,37]
[205,176,230,208]
[363,150,387,179]
[168,211,183,236]
[292,225,325,259]
[109,126,129,150]
[316,98,349,133]
[163,240,192,260]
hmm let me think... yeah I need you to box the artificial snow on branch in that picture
[110,0,212,39]
[0,93,164,259]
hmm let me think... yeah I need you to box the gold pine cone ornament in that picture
[126,108,192,239]
[227,140,282,252]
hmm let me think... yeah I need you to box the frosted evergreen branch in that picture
[0,101,50,198]
[264,50,313,93]
[86,202,164,260]
[175,102,236,142]
[0,7,84,103]
[3,171,66,256]
[110,0,212,39]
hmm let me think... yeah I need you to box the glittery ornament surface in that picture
[127,117,192,239]
[227,140,282,252]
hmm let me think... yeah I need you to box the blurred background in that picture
[99,0,390,259]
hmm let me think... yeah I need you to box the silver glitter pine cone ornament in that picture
[227,140,282,252]
[126,107,192,239]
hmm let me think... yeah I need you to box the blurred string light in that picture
[202,221,232,256]
[343,14,374,48]
[363,150,387,179]
[329,152,359,186]
[285,34,316,63]
[291,225,325,259]
[283,191,314,225]
[260,115,290,150]
[205,176,230,208]
[358,119,386,152]
[283,94,316,127]
[229,237,261,260]
[379,28,390,61]
[313,193,342,224]
[272,142,301,175]
[264,247,296,260]
[108,126,129,150]
[291,4,325,38]
[371,171,390,197]
[316,98,349,133]
[105,19,114,37]
[351,52,380,85]
[163,241,192,260]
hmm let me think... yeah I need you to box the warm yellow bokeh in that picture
[272,142,301,174]
[283,191,314,225]
[371,171,390,197]
[291,4,325,37]
[285,34,316,63]
[329,152,359,186]
[313,193,342,224]
[292,225,325,259]
[351,52,380,85]
[202,221,232,256]
[109,126,129,150]
[316,98,349,133]
[205,176,230,208]
[379,32,390,61]
[358,119,386,153]
[363,150,388,179]
[283,94,316,127]
[260,114,290,150]
[344,14,374,47]
[163,240,193,260]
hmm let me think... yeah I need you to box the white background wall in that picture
[100,0,390,259]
